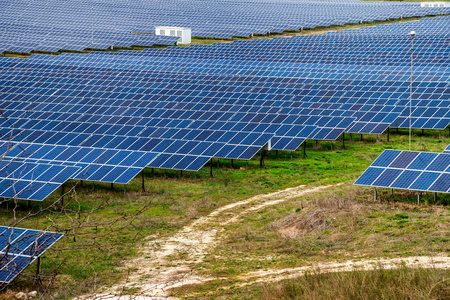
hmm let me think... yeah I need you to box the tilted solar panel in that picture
[355,149,450,193]
[0,226,63,283]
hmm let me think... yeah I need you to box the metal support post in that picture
[260,151,265,168]
[387,127,390,142]
[342,133,345,149]
[142,171,145,192]
[35,257,41,282]
[303,142,307,158]
[374,188,377,201]
[210,159,214,178]
[61,184,65,206]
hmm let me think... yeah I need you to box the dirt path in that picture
[83,182,449,299]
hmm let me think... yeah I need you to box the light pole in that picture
[409,30,415,151]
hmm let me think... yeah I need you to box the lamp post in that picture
[409,30,415,151]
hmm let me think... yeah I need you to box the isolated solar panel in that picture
[355,149,450,193]
[0,226,63,283]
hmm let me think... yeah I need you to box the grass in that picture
[181,267,450,299]
[0,130,448,298]
[194,184,449,279]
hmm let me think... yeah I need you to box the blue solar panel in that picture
[0,158,80,201]
[0,12,449,191]
[355,150,450,193]
[0,226,63,284]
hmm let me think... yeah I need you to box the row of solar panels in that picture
[355,142,450,194]
[1,16,449,201]
[0,226,62,284]
[1,0,450,53]
[0,59,448,133]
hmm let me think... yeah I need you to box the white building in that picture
[155,26,191,44]
[420,2,450,7]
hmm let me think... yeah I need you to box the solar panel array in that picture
[1,14,449,201]
[1,0,450,54]
[355,149,450,193]
[0,226,63,283]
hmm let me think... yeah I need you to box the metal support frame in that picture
[111,183,114,190]
[231,159,234,169]
[141,171,145,191]
[387,127,390,142]
[374,188,377,201]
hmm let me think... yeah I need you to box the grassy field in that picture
[0,130,449,298]
[186,267,450,299]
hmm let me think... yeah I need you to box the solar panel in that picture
[355,149,450,193]
[443,143,450,154]
[0,158,80,201]
[0,226,63,284]
[0,0,449,53]
[0,14,449,202]
[1,142,159,184]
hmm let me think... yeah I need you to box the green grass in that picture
[0,130,449,298]
[178,267,450,299]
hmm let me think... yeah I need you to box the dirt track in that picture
[83,182,449,299]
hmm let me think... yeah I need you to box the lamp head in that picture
[410,31,416,38]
